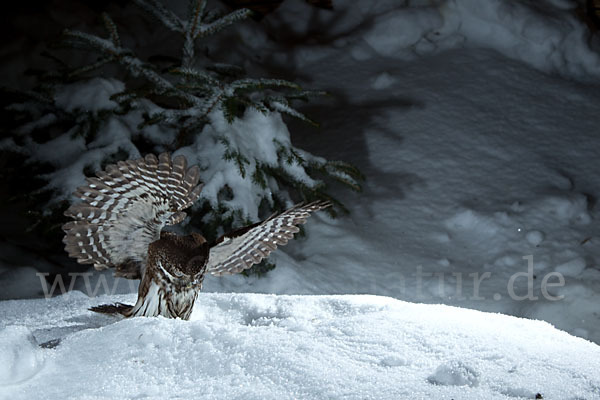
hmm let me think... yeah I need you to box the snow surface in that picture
[1,292,599,399]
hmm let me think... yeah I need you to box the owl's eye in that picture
[173,270,184,278]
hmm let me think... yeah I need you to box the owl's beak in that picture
[186,279,201,289]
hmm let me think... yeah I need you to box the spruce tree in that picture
[2,0,362,275]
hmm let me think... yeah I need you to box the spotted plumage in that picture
[63,153,330,319]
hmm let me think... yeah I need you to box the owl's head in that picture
[152,232,209,285]
[181,232,209,276]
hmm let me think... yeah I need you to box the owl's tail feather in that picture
[89,302,133,316]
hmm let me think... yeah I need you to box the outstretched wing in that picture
[207,201,331,276]
[62,153,203,277]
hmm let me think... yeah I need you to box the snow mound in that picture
[351,0,600,79]
[427,360,480,387]
[440,0,600,79]
[362,8,443,58]
[0,326,45,385]
[0,293,599,399]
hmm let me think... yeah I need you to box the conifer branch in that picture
[62,28,207,109]
[171,67,220,86]
[101,13,121,47]
[67,57,114,79]
[220,136,250,177]
[267,98,319,127]
[182,33,196,68]
[285,90,329,101]
[188,0,208,39]
[229,78,302,92]
[194,8,252,39]
[3,87,54,106]
[134,0,184,32]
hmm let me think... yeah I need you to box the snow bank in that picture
[289,0,600,80]
[439,0,600,78]
[362,8,443,58]
[0,293,598,399]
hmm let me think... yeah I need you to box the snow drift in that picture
[1,293,599,399]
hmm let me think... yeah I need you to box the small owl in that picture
[62,153,330,320]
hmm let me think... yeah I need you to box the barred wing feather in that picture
[63,153,202,273]
[208,201,331,276]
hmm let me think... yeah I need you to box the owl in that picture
[62,153,330,320]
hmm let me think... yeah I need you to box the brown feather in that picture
[63,152,205,282]
[207,200,331,276]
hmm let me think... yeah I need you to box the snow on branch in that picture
[266,98,318,127]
